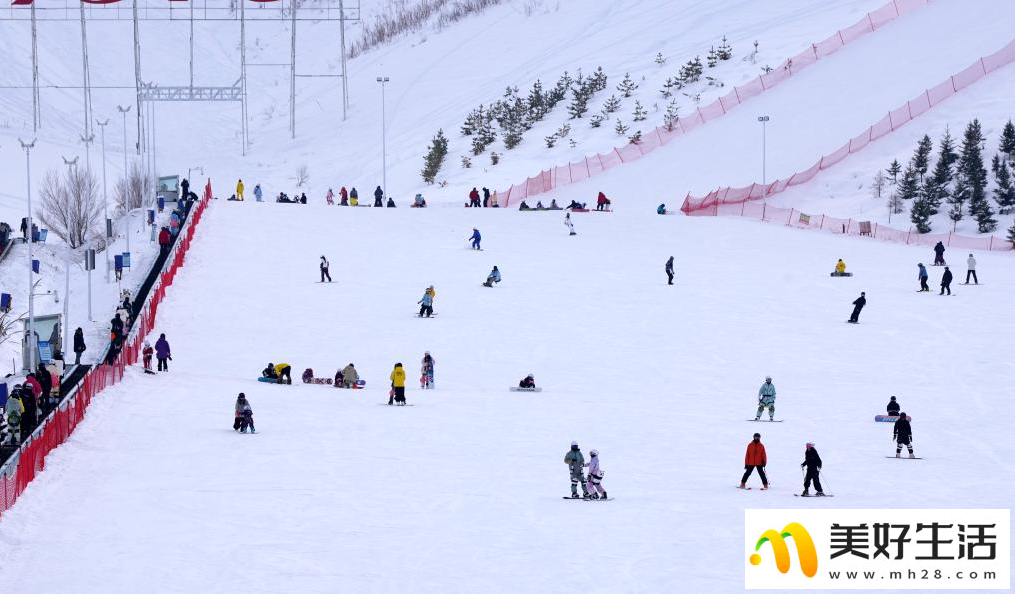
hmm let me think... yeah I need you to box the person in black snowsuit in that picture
[886,396,900,416]
[20,383,38,438]
[893,413,914,458]
[939,266,953,295]
[111,315,124,337]
[36,363,52,404]
[848,291,866,323]
[482,187,491,207]
[665,256,674,285]
[800,442,824,496]
[73,327,86,365]
[320,256,332,282]
[933,241,946,265]
[262,363,278,380]
[181,178,190,201]
[374,186,384,207]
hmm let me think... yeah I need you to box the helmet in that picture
[570,441,578,447]
[890,396,896,401]
[753,433,761,439]
[899,412,906,417]
[238,393,246,399]
[268,362,273,367]
[765,376,772,381]
[590,449,598,457]
[805,442,814,449]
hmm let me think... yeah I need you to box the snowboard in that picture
[510,386,542,392]
[415,313,438,318]
[570,208,590,213]
[379,403,415,407]
[562,496,610,501]
[303,377,334,385]
[257,377,279,383]
[746,419,784,422]
[960,283,981,285]
[736,486,768,491]
[846,320,859,324]
[886,456,922,459]
[829,272,853,277]
[143,369,156,375]
[795,493,834,497]
[874,414,911,422]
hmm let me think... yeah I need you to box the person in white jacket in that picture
[585,449,607,500]
[964,254,978,285]
[565,213,576,236]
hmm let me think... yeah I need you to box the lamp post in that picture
[757,115,770,190]
[19,138,37,371]
[61,156,79,175]
[96,118,112,282]
[117,107,132,253]
[376,76,389,200]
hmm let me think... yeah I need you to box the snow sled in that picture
[569,208,590,213]
[302,368,333,385]
[334,379,367,389]
[257,377,279,383]
[830,272,853,277]
[875,414,912,422]
[510,386,542,392]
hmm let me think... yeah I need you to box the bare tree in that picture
[36,167,102,248]
[293,164,310,188]
[0,309,26,349]
[114,161,156,216]
[870,170,886,200]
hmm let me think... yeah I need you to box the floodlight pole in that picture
[377,76,389,200]
[339,0,348,120]
[20,138,37,372]
[30,1,40,131]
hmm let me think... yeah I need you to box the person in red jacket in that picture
[158,227,171,256]
[739,432,769,489]
[596,191,611,211]
[468,187,481,207]
[142,341,154,374]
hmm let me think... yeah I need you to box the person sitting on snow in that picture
[566,200,586,210]
[341,363,359,388]
[483,266,502,287]
[413,194,426,208]
[519,374,536,389]
[387,197,396,207]
[519,200,531,211]
[262,363,278,380]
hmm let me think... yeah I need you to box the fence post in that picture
[741,199,746,216]
[788,208,794,225]
[906,230,911,244]
[820,215,825,229]
[762,203,767,221]
[873,223,877,238]
[847,219,852,233]
[948,231,952,246]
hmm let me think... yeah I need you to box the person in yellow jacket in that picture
[350,195,359,206]
[236,179,245,201]
[388,362,406,405]
[835,259,846,274]
[275,362,292,385]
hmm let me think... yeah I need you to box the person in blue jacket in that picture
[468,228,482,250]
[483,266,501,287]
[417,287,434,318]
[917,263,929,292]
[657,203,666,215]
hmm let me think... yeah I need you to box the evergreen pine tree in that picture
[659,77,676,99]
[632,100,647,122]
[1007,219,1015,246]
[970,192,997,233]
[589,114,604,128]
[999,119,1015,162]
[420,129,449,184]
[472,113,496,155]
[910,193,933,233]
[527,80,546,122]
[592,66,608,92]
[460,109,479,136]
[959,119,988,210]
[929,126,957,208]
[897,163,920,201]
[601,94,621,115]
[911,134,933,180]
[628,130,642,145]
[546,72,571,109]
[663,99,679,132]
[614,119,629,136]
[617,73,637,98]
[887,159,901,184]
[922,177,942,216]
[993,156,1015,213]
[706,47,718,68]
[544,134,557,148]
[655,52,666,66]
[717,35,733,60]
[567,85,590,119]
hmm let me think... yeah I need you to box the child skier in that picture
[234,393,255,433]
[585,449,607,500]
[564,441,589,499]
[800,442,824,496]
[320,256,332,282]
[739,433,768,489]
[420,352,435,389]
[893,413,915,458]
[755,376,776,421]
[326,188,334,205]
[665,256,674,285]
[468,228,482,250]
[142,341,154,374]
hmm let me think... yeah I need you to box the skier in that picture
[235,393,255,433]
[939,266,953,296]
[374,186,384,207]
[236,179,244,201]
[739,433,769,490]
[848,291,866,323]
[964,254,978,284]
[142,341,154,373]
[565,213,576,236]
[340,186,349,205]
[468,228,482,250]
[893,413,915,458]
[886,395,901,416]
[320,256,332,283]
[800,442,824,496]
[933,241,946,265]
[469,187,481,207]
[585,449,607,500]
[73,327,86,365]
[665,256,674,285]
[420,351,435,389]
[657,203,666,215]
[564,441,589,499]
[418,286,435,318]
[341,363,358,388]
[483,266,501,287]
[389,362,406,405]
[917,263,930,292]
[755,376,776,421]
[254,184,263,202]
[596,191,610,211]
[834,259,846,275]
[326,188,334,205]
[155,333,172,372]
[519,374,536,389]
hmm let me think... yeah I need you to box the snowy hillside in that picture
[0,203,1012,592]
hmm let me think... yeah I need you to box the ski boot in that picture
[801,489,809,497]
[589,493,599,500]
[909,453,915,458]
[769,416,774,422]
[570,493,580,499]
[738,482,747,489]
[895,452,901,458]
[815,492,826,497]
[600,491,607,500]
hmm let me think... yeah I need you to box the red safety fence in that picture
[680,36,1015,221]
[0,182,213,521]
[695,200,1012,251]
[495,0,929,207]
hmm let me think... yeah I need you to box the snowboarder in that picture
[155,333,172,372]
[917,263,930,292]
[939,266,953,296]
[341,363,358,388]
[262,362,278,381]
[142,341,154,373]
[800,442,824,496]
[468,228,482,250]
[300,192,307,204]
[519,374,536,389]
[564,441,589,498]
[565,213,576,236]
[739,433,768,489]
[834,259,846,275]
[235,393,255,433]
[469,187,481,207]
[418,286,435,318]
[413,194,426,208]
[519,201,531,211]
[181,178,190,201]
[420,352,435,389]
[755,376,776,421]
[596,191,611,211]
[933,241,946,265]
[387,198,396,207]
[665,256,674,285]
[483,266,501,287]
[893,413,915,458]
[5,387,22,444]
[320,256,332,283]
[848,291,866,323]
[886,395,900,416]
[490,191,499,208]
[73,327,86,365]
[326,188,334,205]
[236,179,244,201]
[964,254,978,284]
[254,184,263,202]
[374,186,384,207]
[275,363,292,385]
[657,203,666,215]
[389,362,406,405]
[585,449,607,500]
[340,186,349,205]
[482,187,491,207]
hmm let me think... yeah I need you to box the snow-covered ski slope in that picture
[0,203,1011,592]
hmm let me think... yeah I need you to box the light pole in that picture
[758,115,770,190]
[96,118,112,282]
[376,76,389,200]
[19,138,37,372]
[61,156,79,176]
